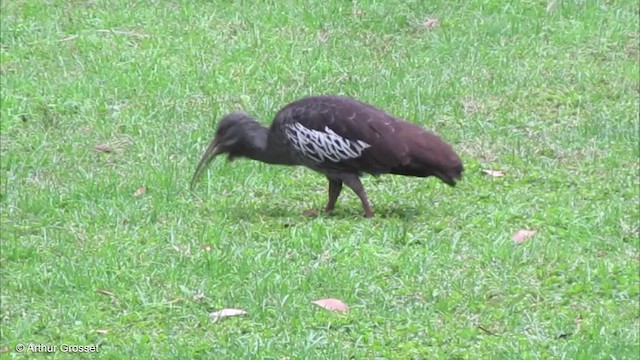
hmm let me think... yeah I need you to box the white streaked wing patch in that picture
[284,123,371,163]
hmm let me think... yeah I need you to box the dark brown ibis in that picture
[190,95,463,218]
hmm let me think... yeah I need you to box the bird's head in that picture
[190,112,264,189]
[424,136,465,187]
[438,156,464,187]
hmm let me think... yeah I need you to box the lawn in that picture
[1,0,639,358]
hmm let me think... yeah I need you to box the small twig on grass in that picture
[58,35,79,42]
[477,325,496,336]
[96,29,148,38]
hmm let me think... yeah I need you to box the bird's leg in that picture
[342,176,374,218]
[324,178,343,213]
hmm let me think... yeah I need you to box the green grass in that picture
[1,0,639,358]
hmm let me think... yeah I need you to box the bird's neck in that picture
[244,125,297,165]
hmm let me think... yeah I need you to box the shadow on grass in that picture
[217,202,423,222]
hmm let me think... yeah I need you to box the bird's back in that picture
[270,95,463,185]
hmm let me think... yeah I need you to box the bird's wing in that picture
[275,97,414,174]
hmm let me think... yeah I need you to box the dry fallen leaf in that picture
[201,244,212,252]
[462,99,483,115]
[95,288,115,297]
[312,298,349,313]
[96,329,109,335]
[513,229,536,244]
[133,186,146,197]
[210,308,247,322]
[482,169,505,177]
[303,209,319,217]
[317,30,330,43]
[0,346,8,354]
[423,17,441,30]
[95,143,114,153]
[94,136,133,155]
[94,136,132,155]
[576,314,583,331]
[172,244,192,257]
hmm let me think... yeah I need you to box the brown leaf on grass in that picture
[462,99,483,115]
[201,244,212,252]
[172,244,192,257]
[513,229,536,244]
[312,298,349,313]
[482,169,505,177]
[95,288,115,297]
[210,308,247,322]
[96,329,109,335]
[95,136,132,155]
[575,314,583,330]
[0,346,8,354]
[133,186,146,197]
[317,30,330,43]
[423,17,441,30]
[303,209,319,217]
[95,143,115,153]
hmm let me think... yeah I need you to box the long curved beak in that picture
[190,138,221,190]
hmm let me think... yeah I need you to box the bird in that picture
[190,95,464,218]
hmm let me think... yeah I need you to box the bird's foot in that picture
[363,210,374,218]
